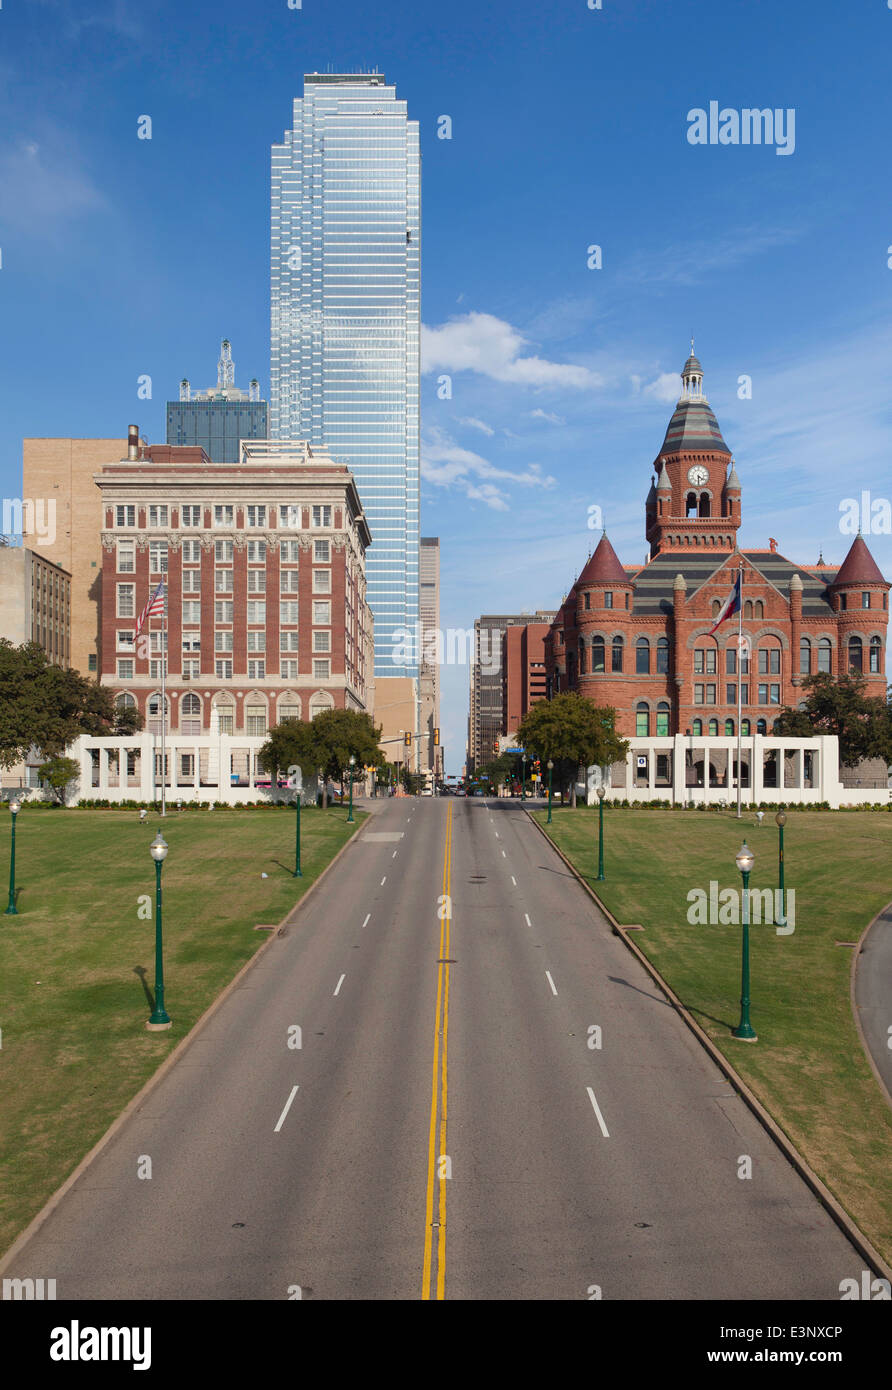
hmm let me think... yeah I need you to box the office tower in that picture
[271,73,420,679]
[167,339,268,463]
[502,621,550,736]
[469,611,556,770]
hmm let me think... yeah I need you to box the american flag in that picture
[135,579,165,637]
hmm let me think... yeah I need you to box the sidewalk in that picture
[853,903,892,1109]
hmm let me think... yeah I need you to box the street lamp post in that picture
[731,842,757,1042]
[5,799,21,916]
[348,755,356,823]
[521,755,527,802]
[775,807,786,927]
[546,760,554,824]
[146,833,172,1030]
[293,781,302,878]
[596,786,606,881]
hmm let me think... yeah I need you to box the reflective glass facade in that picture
[166,400,269,464]
[271,74,420,677]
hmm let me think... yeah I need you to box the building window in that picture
[870,636,882,673]
[117,541,135,573]
[280,504,300,528]
[740,683,749,705]
[592,636,605,672]
[694,683,704,705]
[149,659,166,678]
[612,637,623,672]
[313,659,330,679]
[117,630,135,651]
[313,601,331,625]
[247,631,265,653]
[247,570,266,593]
[215,631,233,652]
[861,591,871,609]
[583,592,590,611]
[846,634,863,672]
[115,505,136,527]
[705,684,716,705]
[181,692,201,735]
[756,718,768,735]
[148,505,168,528]
[313,631,331,653]
[247,540,266,563]
[278,701,301,722]
[281,659,299,679]
[215,569,233,592]
[740,719,751,736]
[281,570,300,593]
[636,637,650,674]
[116,584,135,618]
[149,542,168,573]
[280,631,300,652]
[183,570,201,593]
[247,660,266,679]
[182,659,200,678]
[656,703,670,737]
[800,638,811,674]
[839,593,847,611]
[818,637,832,673]
[117,659,134,679]
[247,601,266,624]
[726,683,737,705]
[215,540,234,563]
[281,539,301,562]
[183,635,200,653]
[636,703,649,737]
[758,648,780,674]
[247,505,267,527]
[708,718,719,736]
[656,637,669,674]
[724,718,734,736]
[215,659,233,679]
[604,592,613,609]
[281,601,300,624]
[181,505,201,527]
[314,540,330,563]
[312,505,332,528]
[181,539,201,564]
[245,705,267,735]
[694,648,716,675]
[692,719,702,736]
[182,600,201,624]
[313,569,331,594]
[213,506,234,528]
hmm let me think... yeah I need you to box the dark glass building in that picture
[166,339,268,463]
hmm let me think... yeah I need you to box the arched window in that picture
[213,694,235,734]
[800,637,811,675]
[756,718,767,735]
[636,637,650,674]
[180,692,201,735]
[686,492,697,517]
[278,694,302,723]
[692,719,702,736]
[698,493,711,517]
[741,718,751,736]
[848,635,863,672]
[870,636,882,673]
[656,636,669,674]
[309,691,334,720]
[592,636,605,672]
[611,636,623,672]
[712,599,722,618]
[578,641,587,676]
[245,700,268,736]
[147,693,168,734]
[636,702,649,737]
[115,691,136,711]
[724,717,734,736]
[708,718,719,736]
[656,702,670,736]
[818,637,832,673]
[744,600,753,619]
[755,600,764,619]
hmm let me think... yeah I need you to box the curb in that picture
[525,808,892,1285]
[0,811,366,1273]
[850,898,892,1115]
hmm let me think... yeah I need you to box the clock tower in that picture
[645,347,741,559]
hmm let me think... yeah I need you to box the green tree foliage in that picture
[516,693,630,805]
[258,708,383,785]
[38,756,81,804]
[774,672,892,768]
[0,640,131,769]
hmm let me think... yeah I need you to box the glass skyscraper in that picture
[271,73,420,678]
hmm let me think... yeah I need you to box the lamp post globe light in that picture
[5,799,21,916]
[596,786,606,882]
[521,755,527,802]
[293,777,302,879]
[732,841,757,1042]
[775,807,787,926]
[546,760,554,825]
[348,755,356,823]
[146,833,172,1030]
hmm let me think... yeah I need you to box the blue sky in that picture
[1,0,891,771]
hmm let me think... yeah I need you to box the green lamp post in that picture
[546,760,554,824]
[596,785,606,881]
[731,841,757,1042]
[5,798,21,916]
[293,777,302,878]
[347,755,356,823]
[775,807,786,927]
[146,832,172,1030]
[521,755,527,802]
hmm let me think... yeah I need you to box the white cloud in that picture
[529,408,565,425]
[618,226,803,288]
[421,311,600,388]
[0,138,107,236]
[458,416,495,436]
[422,429,557,511]
[642,372,681,404]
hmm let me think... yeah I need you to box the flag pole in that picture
[161,580,167,818]
[736,560,743,820]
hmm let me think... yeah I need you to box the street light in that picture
[775,807,786,926]
[596,786,606,881]
[546,760,554,824]
[731,841,757,1042]
[146,833,171,1030]
[348,754,356,823]
[293,777,302,878]
[521,755,527,802]
[5,799,21,916]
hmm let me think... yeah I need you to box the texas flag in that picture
[709,572,742,634]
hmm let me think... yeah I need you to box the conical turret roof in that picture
[832,534,888,588]
[577,532,629,586]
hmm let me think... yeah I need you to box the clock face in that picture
[687,465,709,486]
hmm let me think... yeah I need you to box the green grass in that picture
[0,806,363,1257]
[534,807,892,1264]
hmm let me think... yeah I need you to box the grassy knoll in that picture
[534,806,892,1264]
[0,806,363,1256]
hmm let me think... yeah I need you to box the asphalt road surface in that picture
[3,797,865,1300]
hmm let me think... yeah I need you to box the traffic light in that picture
[404,731,412,748]
[433,728,440,746]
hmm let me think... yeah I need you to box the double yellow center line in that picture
[422,801,452,1299]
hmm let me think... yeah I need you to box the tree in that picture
[38,756,80,805]
[773,672,892,768]
[516,693,629,807]
[258,708,383,810]
[0,640,129,769]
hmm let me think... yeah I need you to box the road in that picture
[3,796,864,1299]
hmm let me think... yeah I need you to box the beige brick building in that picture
[0,544,71,665]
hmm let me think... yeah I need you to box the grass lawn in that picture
[0,805,363,1257]
[534,807,892,1265]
